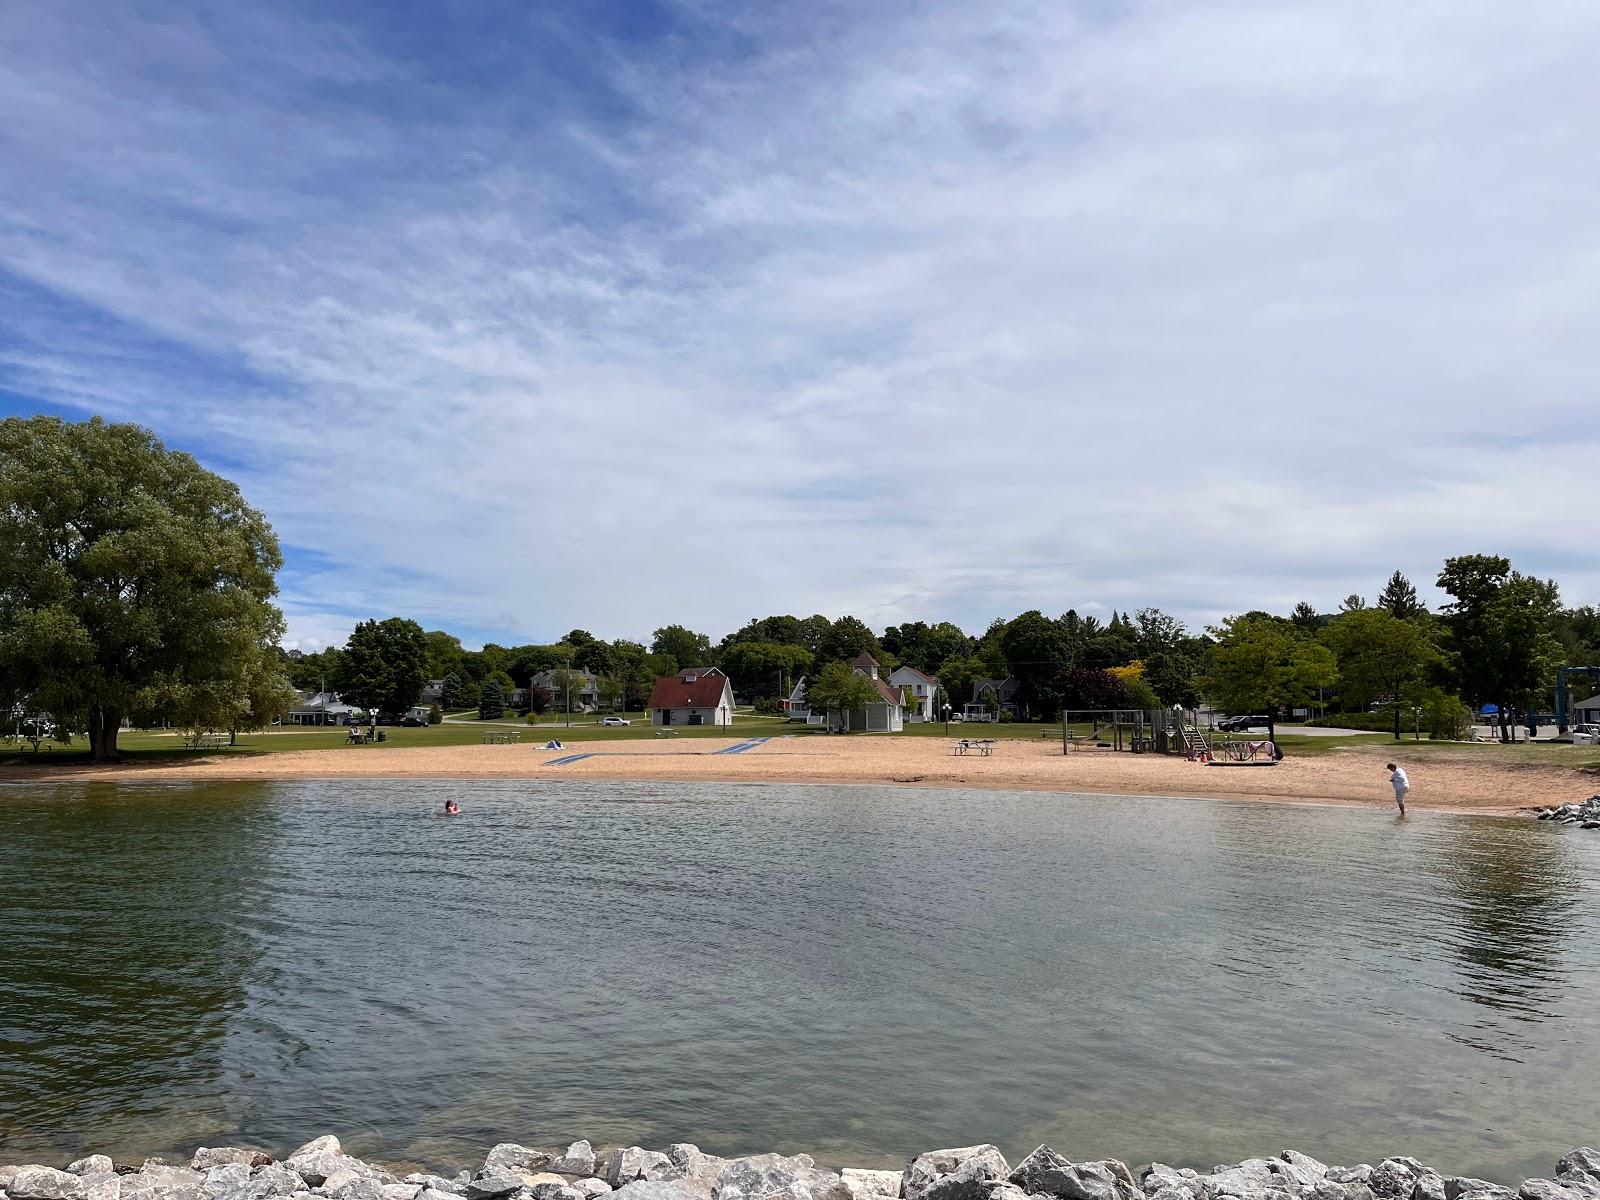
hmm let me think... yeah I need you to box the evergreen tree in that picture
[1377,571,1424,620]
[440,671,466,711]
[479,679,505,721]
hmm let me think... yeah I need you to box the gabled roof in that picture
[891,664,938,685]
[870,677,903,707]
[851,653,879,670]
[678,665,724,678]
[647,673,731,710]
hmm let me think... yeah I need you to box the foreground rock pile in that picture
[1534,796,1600,826]
[6,1138,1600,1200]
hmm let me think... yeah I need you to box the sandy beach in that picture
[4,734,1594,814]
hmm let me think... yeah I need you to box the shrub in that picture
[752,697,780,715]
[479,680,505,721]
[427,703,442,725]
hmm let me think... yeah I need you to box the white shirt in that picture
[1391,766,1410,791]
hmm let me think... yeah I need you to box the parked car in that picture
[1573,724,1600,745]
[1218,714,1271,732]
[400,715,426,727]
[949,713,964,723]
[601,716,631,727]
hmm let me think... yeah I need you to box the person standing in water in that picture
[444,799,460,816]
[1386,763,1410,815]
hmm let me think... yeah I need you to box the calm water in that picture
[1,781,1596,1182]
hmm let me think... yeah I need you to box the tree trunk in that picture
[1393,703,1402,741]
[89,706,122,762]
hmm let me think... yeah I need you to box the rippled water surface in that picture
[2,780,1597,1181]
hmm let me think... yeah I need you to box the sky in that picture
[3,1,1598,651]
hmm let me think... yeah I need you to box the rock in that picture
[9,1168,92,1200]
[202,1168,255,1199]
[1412,1178,1446,1200]
[553,1151,597,1182]
[1559,1158,1600,1188]
[483,1150,555,1180]
[923,1161,1001,1200]
[840,1172,903,1200]
[1445,1184,1512,1200]
[69,1163,116,1180]
[1148,1188,1197,1200]
[1203,1164,1288,1200]
[573,1183,612,1200]
[463,1175,523,1200]
[419,1190,465,1200]
[1370,1163,1429,1200]
[1141,1169,1189,1197]
[380,1189,421,1200]
[609,1185,705,1200]
[1008,1154,1134,1200]
[608,1155,670,1191]
[1329,1175,1373,1189]
[985,1185,1033,1200]
[401,1182,462,1197]
[908,1150,1010,1200]
[317,1170,387,1200]
[192,1156,274,1175]
[711,1154,850,1200]
[1521,1183,1589,1200]
[1282,1161,1328,1185]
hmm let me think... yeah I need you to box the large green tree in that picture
[1436,555,1561,739]
[0,416,289,760]
[720,640,813,702]
[651,623,713,667]
[1320,608,1441,739]
[335,617,428,727]
[1201,614,1338,743]
[817,616,882,666]
[1377,571,1425,620]
[999,610,1072,714]
[803,660,880,727]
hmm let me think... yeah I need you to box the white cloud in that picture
[3,0,1599,649]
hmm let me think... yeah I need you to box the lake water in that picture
[2,780,1597,1182]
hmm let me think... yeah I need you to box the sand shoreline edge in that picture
[1,734,1587,817]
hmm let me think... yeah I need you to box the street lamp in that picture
[943,702,951,736]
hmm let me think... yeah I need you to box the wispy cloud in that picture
[3,0,1598,647]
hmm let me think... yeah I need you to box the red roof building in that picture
[647,668,734,728]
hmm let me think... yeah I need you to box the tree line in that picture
[4,417,1597,758]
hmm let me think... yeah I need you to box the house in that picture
[648,667,734,727]
[287,691,362,726]
[888,664,940,722]
[964,676,1024,721]
[1572,693,1600,724]
[790,654,904,732]
[529,669,600,713]
[418,678,446,705]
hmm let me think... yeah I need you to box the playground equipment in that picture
[1060,708,1210,756]
[1557,667,1600,734]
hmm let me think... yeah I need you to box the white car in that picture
[1573,724,1600,745]
[601,716,631,727]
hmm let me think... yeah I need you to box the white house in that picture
[287,691,362,726]
[889,664,940,722]
[790,654,904,732]
[647,667,734,727]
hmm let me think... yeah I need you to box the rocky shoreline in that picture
[6,1138,1600,1200]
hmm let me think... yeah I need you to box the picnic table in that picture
[482,730,521,744]
[185,733,228,750]
[952,738,997,756]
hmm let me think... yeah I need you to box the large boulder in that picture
[401,1181,462,1197]
[553,1150,597,1181]
[1444,1184,1512,1200]
[608,1155,670,1191]
[8,1168,95,1200]
[1558,1155,1600,1186]
[1369,1163,1431,1200]
[839,1172,902,1200]
[462,1175,522,1200]
[191,1155,274,1175]
[572,1183,612,1200]
[68,1163,116,1180]
[609,1185,706,1200]
[1141,1168,1195,1197]
[483,1150,555,1180]
[908,1150,1009,1200]
[285,1143,385,1193]
[1011,1153,1135,1200]
[119,1165,204,1200]
[710,1154,850,1200]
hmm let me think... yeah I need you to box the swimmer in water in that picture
[444,799,460,816]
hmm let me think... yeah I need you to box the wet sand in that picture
[4,734,1594,814]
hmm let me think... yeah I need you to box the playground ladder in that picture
[1180,723,1210,756]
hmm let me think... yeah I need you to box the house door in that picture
[689,713,703,726]
[662,709,671,725]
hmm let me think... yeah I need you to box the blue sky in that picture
[4,1,1598,650]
